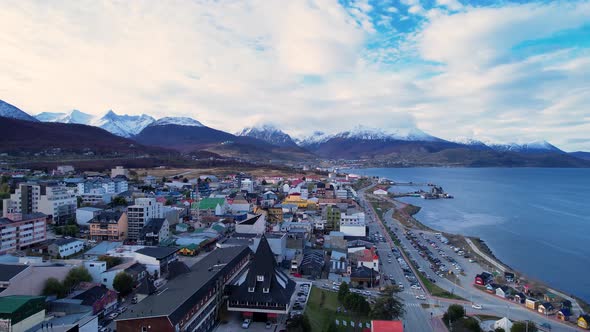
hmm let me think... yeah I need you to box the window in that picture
[263,288,269,293]
[248,287,255,293]
[257,275,264,282]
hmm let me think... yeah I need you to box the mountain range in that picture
[1,99,588,167]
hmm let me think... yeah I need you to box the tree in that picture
[443,304,466,324]
[343,293,370,315]
[325,321,338,332]
[113,272,134,296]
[370,285,405,320]
[338,282,350,302]
[98,255,123,269]
[112,196,127,206]
[495,328,506,332]
[511,321,537,332]
[463,317,483,332]
[64,266,92,290]
[287,314,311,332]
[42,277,67,298]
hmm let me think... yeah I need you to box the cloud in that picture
[0,0,589,151]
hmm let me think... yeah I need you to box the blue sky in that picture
[0,0,589,151]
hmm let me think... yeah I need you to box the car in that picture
[242,319,252,328]
[411,284,421,290]
[416,295,427,300]
[131,296,138,304]
[332,286,339,290]
[117,307,127,314]
[266,321,273,329]
[99,327,109,332]
[107,312,118,320]
[471,304,483,310]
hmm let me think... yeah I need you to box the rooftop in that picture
[0,264,29,282]
[135,247,178,260]
[0,295,45,314]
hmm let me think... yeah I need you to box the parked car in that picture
[242,319,252,329]
[266,321,272,329]
[471,304,483,310]
[416,295,427,300]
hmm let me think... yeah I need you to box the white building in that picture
[335,189,348,199]
[235,214,266,235]
[0,213,47,254]
[77,178,128,195]
[83,260,108,283]
[240,178,254,193]
[3,183,77,224]
[339,212,366,237]
[48,238,85,257]
[111,166,129,178]
[127,198,164,241]
[372,189,388,196]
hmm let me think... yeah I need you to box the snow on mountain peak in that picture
[0,99,39,122]
[151,117,203,127]
[237,123,297,147]
[337,125,438,141]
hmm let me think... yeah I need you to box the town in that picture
[0,165,586,332]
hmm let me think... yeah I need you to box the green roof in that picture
[197,198,225,210]
[0,295,45,314]
[181,244,198,250]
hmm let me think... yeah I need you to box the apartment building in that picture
[3,183,76,224]
[77,177,128,195]
[127,198,163,242]
[89,211,128,241]
[0,213,47,254]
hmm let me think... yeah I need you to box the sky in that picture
[0,0,589,151]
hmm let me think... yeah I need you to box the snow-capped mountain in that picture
[149,117,203,127]
[296,131,333,147]
[237,124,298,147]
[90,110,155,137]
[488,140,563,154]
[0,100,39,122]
[35,109,94,124]
[334,125,441,142]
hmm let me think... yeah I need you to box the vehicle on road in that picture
[411,284,421,290]
[266,321,272,329]
[107,312,118,320]
[416,295,427,300]
[471,304,483,310]
[242,319,252,329]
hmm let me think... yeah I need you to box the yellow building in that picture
[89,211,128,241]
[283,195,311,208]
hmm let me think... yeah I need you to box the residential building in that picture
[3,183,76,224]
[227,235,296,322]
[0,213,47,254]
[89,211,128,241]
[1,265,72,297]
[339,211,366,237]
[139,218,170,246]
[353,248,379,272]
[195,198,228,216]
[235,214,266,235]
[127,198,163,242]
[76,207,103,226]
[251,233,286,263]
[230,195,251,214]
[99,261,148,290]
[48,238,85,258]
[0,295,46,332]
[0,264,29,290]
[116,246,250,332]
[77,177,128,195]
[134,247,179,278]
[72,284,118,315]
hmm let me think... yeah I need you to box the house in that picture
[372,189,388,196]
[0,295,46,332]
[227,235,296,322]
[195,197,228,216]
[252,233,286,263]
[230,194,251,214]
[514,292,527,304]
[493,317,513,332]
[538,302,555,315]
[117,246,250,332]
[72,284,118,315]
[235,214,266,235]
[89,211,128,241]
[139,218,170,246]
[299,250,325,279]
[48,238,85,258]
[578,314,590,330]
[350,266,379,287]
[100,262,148,290]
[525,298,540,310]
[353,248,379,272]
[543,292,558,302]
[557,308,572,321]
[474,272,493,285]
[495,285,511,298]
[330,251,348,275]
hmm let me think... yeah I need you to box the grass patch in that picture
[473,314,502,321]
[305,287,370,332]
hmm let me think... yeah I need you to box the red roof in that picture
[372,320,403,332]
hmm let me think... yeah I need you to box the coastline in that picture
[394,197,590,313]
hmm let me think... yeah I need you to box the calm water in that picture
[349,168,590,302]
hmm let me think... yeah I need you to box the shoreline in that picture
[392,196,590,313]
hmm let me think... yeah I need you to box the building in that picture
[111,166,129,178]
[89,211,128,241]
[339,212,366,237]
[72,285,118,315]
[495,286,511,298]
[235,214,266,235]
[372,189,388,196]
[493,317,513,332]
[127,198,164,242]
[0,295,46,332]
[354,248,379,272]
[0,213,47,254]
[99,261,148,290]
[0,264,29,290]
[227,235,296,322]
[195,198,228,216]
[557,308,572,321]
[76,207,103,226]
[139,218,170,246]
[116,246,250,332]
[48,238,85,258]
[230,195,251,214]
[371,320,403,332]
[3,183,76,224]
[538,302,555,315]
[474,272,493,285]
[134,246,179,278]
[525,298,540,310]
[77,177,128,195]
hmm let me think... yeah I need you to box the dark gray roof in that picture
[0,264,29,282]
[52,238,82,246]
[89,211,123,224]
[238,214,262,225]
[135,247,178,260]
[72,285,110,306]
[141,218,166,234]
[117,246,250,324]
